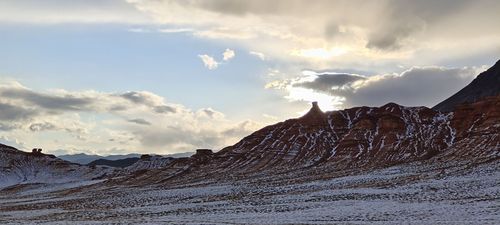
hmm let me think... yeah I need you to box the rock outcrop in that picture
[0,144,114,188]
[433,59,500,112]
[216,101,454,171]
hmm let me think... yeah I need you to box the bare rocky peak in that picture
[215,101,453,172]
[298,102,327,126]
[433,59,500,112]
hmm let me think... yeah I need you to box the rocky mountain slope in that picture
[1,60,499,189]
[433,59,500,112]
[0,144,113,188]
[0,61,498,224]
[216,102,454,171]
[116,61,499,185]
[115,95,498,188]
[87,158,140,168]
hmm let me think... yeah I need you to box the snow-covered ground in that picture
[0,152,115,189]
[0,160,498,224]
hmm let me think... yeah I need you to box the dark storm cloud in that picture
[127,118,152,126]
[293,73,366,94]
[1,88,93,111]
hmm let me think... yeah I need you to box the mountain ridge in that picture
[1,60,499,188]
[433,59,500,112]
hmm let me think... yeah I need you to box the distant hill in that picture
[59,152,194,165]
[433,59,500,112]
[87,158,140,168]
[58,153,141,165]
[0,144,112,188]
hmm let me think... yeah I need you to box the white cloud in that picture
[126,0,500,70]
[198,54,219,70]
[198,49,236,70]
[249,51,266,60]
[158,28,194,33]
[1,1,498,71]
[0,0,152,24]
[128,28,151,33]
[0,80,264,155]
[222,48,235,61]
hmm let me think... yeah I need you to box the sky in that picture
[0,0,499,155]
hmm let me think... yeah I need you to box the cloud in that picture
[0,102,38,121]
[158,28,194,33]
[0,123,19,131]
[198,49,236,69]
[293,73,366,95]
[127,118,152,126]
[2,0,498,71]
[126,0,500,70]
[1,88,94,112]
[197,108,224,119]
[0,136,26,150]
[153,105,177,114]
[345,67,480,107]
[0,80,265,155]
[249,51,266,60]
[222,48,235,61]
[128,28,151,33]
[268,66,480,109]
[120,91,178,114]
[0,0,151,24]
[222,120,258,137]
[120,91,163,106]
[29,122,57,132]
[198,54,219,70]
[365,21,424,50]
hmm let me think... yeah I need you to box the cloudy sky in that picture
[0,0,499,155]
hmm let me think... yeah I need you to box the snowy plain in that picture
[0,159,498,225]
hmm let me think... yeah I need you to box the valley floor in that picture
[0,160,499,225]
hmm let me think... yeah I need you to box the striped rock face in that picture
[216,102,456,171]
[210,96,498,174]
[442,96,500,162]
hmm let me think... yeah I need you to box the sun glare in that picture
[286,87,345,111]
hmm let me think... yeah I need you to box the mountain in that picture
[0,144,113,188]
[116,95,498,188]
[433,59,500,112]
[216,102,453,171]
[124,155,176,173]
[58,153,141,165]
[1,63,498,223]
[87,157,140,168]
[59,152,194,165]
